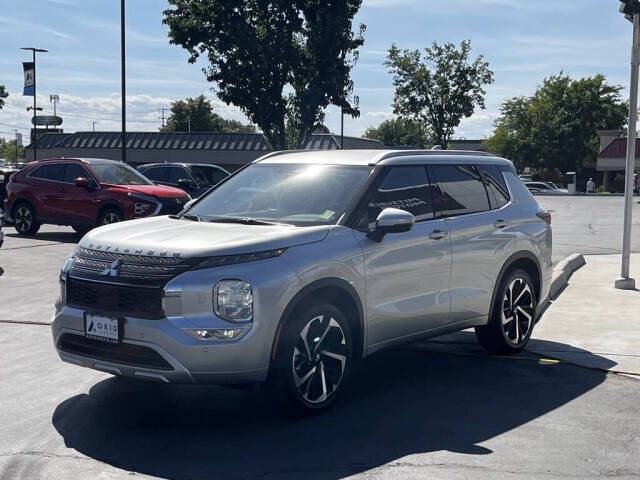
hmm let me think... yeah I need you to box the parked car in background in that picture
[525,181,567,195]
[518,173,533,182]
[4,158,190,236]
[0,167,18,209]
[138,162,230,198]
[52,149,552,415]
[14,162,28,170]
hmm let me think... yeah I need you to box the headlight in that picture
[213,280,253,322]
[128,193,159,216]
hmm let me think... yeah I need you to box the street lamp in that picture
[120,0,127,163]
[615,0,640,290]
[21,47,48,161]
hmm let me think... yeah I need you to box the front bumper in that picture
[51,305,270,385]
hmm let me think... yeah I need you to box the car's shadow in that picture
[5,230,80,244]
[52,347,607,480]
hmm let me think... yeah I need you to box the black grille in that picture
[69,247,197,287]
[159,197,188,215]
[67,277,164,319]
[58,333,173,371]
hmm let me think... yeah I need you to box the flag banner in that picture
[23,62,35,96]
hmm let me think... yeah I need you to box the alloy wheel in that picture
[15,206,32,233]
[102,212,121,225]
[292,315,347,404]
[501,277,535,345]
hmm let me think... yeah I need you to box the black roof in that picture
[27,132,271,151]
[138,162,229,171]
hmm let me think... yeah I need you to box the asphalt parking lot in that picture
[1,195,639,479]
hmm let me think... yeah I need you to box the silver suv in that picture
[52,150,552,414]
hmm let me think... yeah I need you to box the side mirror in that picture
[367,207,415,242]
[74,177,89,187]
[178,178,195,190]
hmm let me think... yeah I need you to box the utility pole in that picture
[49,94,59,118]
[21,47,47,161]
[187,115,191,133]
[160,108,167,128]
[616,0,640,290]
[120,0,127,163]
[92,121,97,132]
[13,129,18,163]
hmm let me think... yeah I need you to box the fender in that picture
[270,277,365,362]
[488,250,542,324]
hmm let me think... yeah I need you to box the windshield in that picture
[91,163,153,185]
[188,163,372,226]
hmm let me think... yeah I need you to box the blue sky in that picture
[0,0,633,143]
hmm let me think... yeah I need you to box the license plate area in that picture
[85,313,122,344]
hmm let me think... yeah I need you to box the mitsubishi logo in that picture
[101,259,122,277]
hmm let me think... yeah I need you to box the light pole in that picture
[615,0,640,290]
[121,0,127,163]
[21,47,47,161]
[49,94,59,119]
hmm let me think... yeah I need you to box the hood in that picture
[80,216,331,258]
[104,183,188,198]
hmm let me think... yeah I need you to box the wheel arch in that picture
[491,251,542,320]
[10,196,36,217]
[270,278,366,365]
[97,201,125,221]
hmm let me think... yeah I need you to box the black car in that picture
[137,163,230,198]
[0,167,18,210]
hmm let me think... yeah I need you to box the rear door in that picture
[355,166,452,350]
[27,163,67,218]
[430,164,515,322]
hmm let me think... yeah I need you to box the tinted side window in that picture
[478,164,510,209]
[210,168,228,184]
[63,163,91,183]
[31,163,65,182]
[168,167,191,184]
[144,167,169,182]
[430,165,490,217]
[365,166,434,224]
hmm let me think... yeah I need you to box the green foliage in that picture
[485,73,628,173]
[0,85,7,110]
[384,40,494,147]
[363,117,431,148]
[0,138,24,162]
[163,0,365,150]
[160,95,255,133]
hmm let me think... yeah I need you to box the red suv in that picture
[5,158,190,235]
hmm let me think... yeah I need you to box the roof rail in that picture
[371,149,494,164]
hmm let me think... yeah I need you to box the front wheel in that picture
[475,269,537,354]
[263,302,352,416]
[98,208,124,226]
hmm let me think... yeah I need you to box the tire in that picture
[13,203,41,235]
[98,207,124,226]
[263,301,353,417]
[475,268,537,355]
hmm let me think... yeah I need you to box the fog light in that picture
[184,328,245,341]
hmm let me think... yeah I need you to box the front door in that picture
[355,166,452,351]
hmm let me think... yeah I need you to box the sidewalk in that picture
[528,253,640,376]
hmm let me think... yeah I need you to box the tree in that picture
[485,73,628,173]
[160,95,255,133]
[163,0,365,150]
[384,40,494,148]
[364,117,431,148]
[0,85,7,110]
[0,138,24,163]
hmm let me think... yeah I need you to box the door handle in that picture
[428,229,448,240]
[494,219,509,229]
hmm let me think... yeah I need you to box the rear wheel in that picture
[98,207,123,226]
[263,302,352,416]
[13,203,41,235]
[475,269,537,354]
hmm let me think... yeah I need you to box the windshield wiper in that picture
[206,216,283,226]
[178,213,201,222]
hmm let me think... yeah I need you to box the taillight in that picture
[536,211,551,225]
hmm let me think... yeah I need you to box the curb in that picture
[549,253,586,299]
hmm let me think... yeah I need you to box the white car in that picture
[525,182,568,195]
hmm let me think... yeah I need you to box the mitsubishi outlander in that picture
[52,150,552,415]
